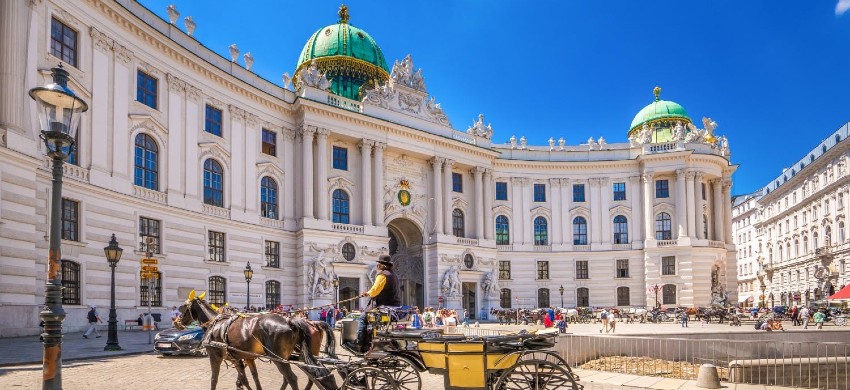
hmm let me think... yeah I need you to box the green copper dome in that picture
[628,87,692,136]
[295,5,389,100]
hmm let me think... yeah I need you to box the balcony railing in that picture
[496,244,513,251]
[132,185,167,204]
[457,237,479,246]
[708,240,726,248]
[613,243,632,250]
[657,239,678,247]
[332,223,363,234]
[260,217,284,229]
[573,245,591,251]
[327,95,361,112]
[533,245,552,252]
[202,204,231,219]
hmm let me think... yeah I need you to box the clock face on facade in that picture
[463,254,474,269]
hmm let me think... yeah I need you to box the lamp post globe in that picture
[31,63,89,390]
[244,263,253,311]
[103,234,123,351]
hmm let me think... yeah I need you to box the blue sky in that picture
[139,1,850,195]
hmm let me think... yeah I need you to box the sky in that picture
[138,1,850,195]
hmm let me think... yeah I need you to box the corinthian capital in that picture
[316,127,331,137]
[90,27,113,52]
[642,172,654,184]
[429,156,445,167]
[299,125,317,137]
[166,74,186,94]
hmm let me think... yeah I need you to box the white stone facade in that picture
[0,0,736,336]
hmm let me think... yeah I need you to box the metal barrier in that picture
[557,334,850,389]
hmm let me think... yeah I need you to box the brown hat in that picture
[376,255,394,268]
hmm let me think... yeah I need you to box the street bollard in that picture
[696,364,721,389]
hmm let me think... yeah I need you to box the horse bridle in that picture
[175,299,217,330]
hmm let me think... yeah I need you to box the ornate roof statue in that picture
[361,54,452,127]
[467,114,493,139]
[297,60,331,91]
[391,54,427,92]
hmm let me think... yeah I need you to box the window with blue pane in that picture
[452,209,465,237]
[261,129,277,156]
[655,212,672,240]
[134,133,158,190]
[533,184,546,202]
[136,70,157,109]
[613,215,628,244]
[260,176,278,219]
[573,217,588,245]
[573,184,585,202]
[452,173,463,193]
[51,18,77,67]
[332,189,350,224]
[495,215,510,245]
[655,179,669,198]
[495,182,508,201]
[205,105,222,136]
[613,182,626,201]
[203,159,224,207]
[332,146,348,170]
[533,217,548,245]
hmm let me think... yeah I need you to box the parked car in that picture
[335,311,362,330]
[153,325,205,356]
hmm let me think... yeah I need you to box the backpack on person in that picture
[754,320,763,330]
[600,312,608,320]
[87,309,97,323]
[423,311,432,322]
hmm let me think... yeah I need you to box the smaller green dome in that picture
[629,87,691,133]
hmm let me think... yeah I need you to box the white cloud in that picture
[837,0,850,16]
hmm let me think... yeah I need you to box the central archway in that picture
[387,218,424,308]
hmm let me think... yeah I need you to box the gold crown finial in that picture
[653,86,661,101]
[338,4,350,24]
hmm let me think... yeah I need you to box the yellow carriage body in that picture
[418,341,520,388]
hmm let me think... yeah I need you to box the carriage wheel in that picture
[342,367,397,390]
[380,356,421,390]
[495,359,580,390]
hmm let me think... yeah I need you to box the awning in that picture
[738,295,753,303]
[829,284,850,300]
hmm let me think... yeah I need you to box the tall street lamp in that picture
[30,63,89,390]
[103,234,123,351]
[648,284,661,309]
[244,263,253,311]
[558,285,565,309]
[332,277,340,304]
[759,283,767,309]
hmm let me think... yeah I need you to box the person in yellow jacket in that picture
[347,255,400,352]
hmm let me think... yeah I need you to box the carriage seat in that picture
[379,328,445,340]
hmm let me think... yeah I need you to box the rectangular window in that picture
[61,260,80,305]
[452,172,463,193]
[205,105,223,136]
[533,183,546,202]
[266,281,281,309]
[332,146,348,170]
[656,179,670,198]
[261,129,277,156]
[573,184,585,202]
[208,231,226,262]
[495,182,508,201]
[136,70,158,109]
[139,217,161,254]
[140,273,162,307]
[265,240,280,268]
[617,287,631,306]
[61,199,79,241]
[498,260,511,280]
[616,259,629,278]
[613,182,626,201]
[702,183,706,200]
[50,18,78,67]
[536,261,549,280]
[662,256,676,275]
[576,260,589,279]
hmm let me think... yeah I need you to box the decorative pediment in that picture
[609,204,632,218]
[452,196,469,211]
[198,142,231,168]
[530,206,551,219]
[570,205,591,218]
[492,204,512,216]
[256,162,285,181]
[129,114,168,147]
[328,176,356,193]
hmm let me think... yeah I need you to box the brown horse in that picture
[174,294,337,390]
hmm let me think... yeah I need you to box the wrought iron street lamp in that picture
[769,292,775,308]
[244,263,253,311]
[332,277,339,304]
[558,285,565,309]
[31,63,89,390]
[648,284,661,309]
[103,234,123,351]
[760,283,767,309]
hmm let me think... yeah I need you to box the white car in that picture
[335,311,362,330]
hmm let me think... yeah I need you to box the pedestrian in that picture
[320,308,327,322]
[680,308,689,328]
[800,306,810,329]
[327,306,336,328]
[790,305,799,326]
[411,309,423,329]
[170,306,181,322]
[599,309,609,333]
[608,311,617,333]
[83,305,102,338]
[814,308,826,329]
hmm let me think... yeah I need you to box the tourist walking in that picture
[608,311,617,333]
[800,306,810,329]
[679,308,689,327]
[790,305,799,326]
[599,308,609,333]
[813,308,826,329]
[83,305,102,338]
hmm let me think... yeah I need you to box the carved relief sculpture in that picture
[442,266,461,298]
[467,114,494,140]
[298,60,331,91]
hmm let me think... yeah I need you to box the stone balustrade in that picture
[132,185,167,204]
[332,223,363,234]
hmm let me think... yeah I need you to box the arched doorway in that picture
[387,218,424,308]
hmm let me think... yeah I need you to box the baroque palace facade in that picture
[733,123,850,308]
[0,0,737,336]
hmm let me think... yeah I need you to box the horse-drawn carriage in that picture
[176,292,582,390]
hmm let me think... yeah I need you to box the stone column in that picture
[550,179,562,245]
[712,178,723,241]
[283,129,296,221]
[112,44,132,183]
[165,75,185,201]
[685,171,696,238]
[373,142,386,226]
[359,139,374,226]
[0,0,31,137]
[483,169,494,240]
[473,167,485,239]
[429,157,444,235]
[300,126,316,219]
[723,178,733,244]
[229,107,246,212]
[315,128,330,220]
[511,178,525,244]
[589,179,602,245]
[642,173,655,240]
[561,179,572,244]
[675,169,688,239]
[443,159,454,235]
[629,176,643,241]
[695,173,705,240]
[522,178,533,244]
[184,87,200,201]
[90,28,114,179]
[599,178,611,244]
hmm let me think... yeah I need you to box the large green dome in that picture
[295,5,389,100]
[628,87,692,136]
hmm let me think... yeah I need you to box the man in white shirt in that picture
[799,306,810,329]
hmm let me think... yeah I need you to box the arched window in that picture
[840,222,846,243]
[662,284,677,305]
[825,226,832,246]
[576,287,589,307]
[208,276,227,306]
[573,217,588,245]
[265,280,281,309]
[786,243,791,259]
[500,288,512,308]
[533,217,548,245]
[452,209,465,237]
[495,215,510,245]
[794,240,799,257]
[655,212,672,240]
[803,236,809,253]
[332,189,350,224]
[813,232,819,249]
[260,176,278,219]
[613,215,629,244]
[134,133,159,190]
[203,159,224,207]
[616,286,630,306]
[537,288,550,308]
[61,260,81,305]
[140,272,162,306]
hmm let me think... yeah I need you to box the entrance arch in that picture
[387,218,424,308]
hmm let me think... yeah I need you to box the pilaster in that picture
[373,142,386,226]
[712,178,723,241]
[429,157,444,235]
[472,167,485,239]
[676,169,687,239]
[695,173,705,240]
[685,171,696,238]
[550,178,562,245]
[88,27,113,186]
[483,169,494,240]
[165,74,186,206]
[642,172,655,242]
[300,126,316,219]
[443,159,454,235]
[359,139,374,226]
[315,128,330,221]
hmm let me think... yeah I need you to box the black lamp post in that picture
[760,283,767,309]
[332,277,339,304]
[558,285,565,309]
[244,263,253,311]
[769,292,775,308]
[103,234,123,351]
[31,64,89,390]
[648,284,661,309]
